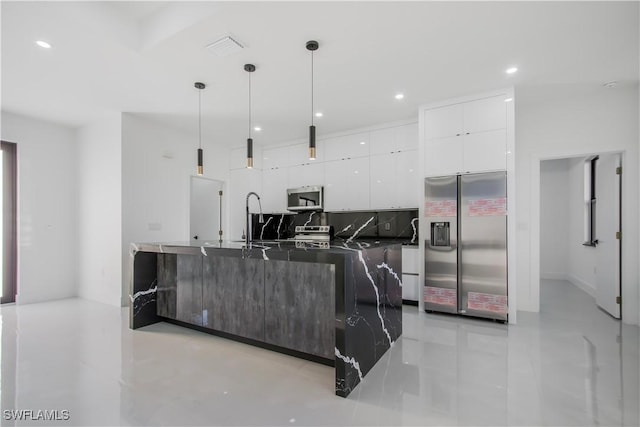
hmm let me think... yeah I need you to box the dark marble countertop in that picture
[131,239,404,257]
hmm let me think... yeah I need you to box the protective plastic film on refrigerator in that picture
[424,172,508,321]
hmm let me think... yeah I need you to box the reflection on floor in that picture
[0,279,638,426]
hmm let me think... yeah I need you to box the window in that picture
[583,156,598,246]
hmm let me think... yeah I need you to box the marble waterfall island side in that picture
[129,240,402,397]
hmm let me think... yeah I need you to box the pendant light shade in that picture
[194,82,205,175]
[245,63,256,169]
[306,40,319,160]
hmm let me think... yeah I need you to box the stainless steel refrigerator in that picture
[424,172,508,321]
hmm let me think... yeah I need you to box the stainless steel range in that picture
[294,225,334,242]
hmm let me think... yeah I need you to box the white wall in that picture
[516,83,639,325]
[0,111,78,304]
[121,114,229,303]
[539,159,570,280]
[77,114,122,307]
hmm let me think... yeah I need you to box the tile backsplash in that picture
[252,209,418,243]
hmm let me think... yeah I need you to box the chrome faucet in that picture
[245,192,264,244]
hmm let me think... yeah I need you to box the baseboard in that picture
[567,274,596,298]
[540,272,568,281]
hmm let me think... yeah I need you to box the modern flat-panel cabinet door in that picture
[425,136,464,177]
[370,153,397,209]
[288,162,324,189]
[262,167,288,213]
[264,260,335,359]
[423,103,464,140]
[202,255,265,341]
[462,129,507,173]
[396,150,419,208]
[463,96,506,134]
[324,157,370,211]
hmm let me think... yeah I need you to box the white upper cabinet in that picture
[324,132,370,161]
[425,136,464,176]
[261,167,288,213]
[424,103,464,140]
[396,123,419,152]
[370,123,418,155]
[423,95,508,176]
[324,157,369,211]
[288,161,324,189]
[370,153,397,209]
[370,150,419,209]
[395,150,419,207]
[463,96,507,134]
[263,146,290,169]
[462,129,507,172]
[370,127,396,155]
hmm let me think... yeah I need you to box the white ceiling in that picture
[2,1,638,147]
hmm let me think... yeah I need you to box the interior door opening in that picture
[190,177,225,243]
[539,153,622,319]
[1,141,17,304]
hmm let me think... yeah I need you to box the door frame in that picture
[532,149,624,317]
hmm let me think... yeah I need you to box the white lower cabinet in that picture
[402,246,419,274]
[262,168,288,213]
[324,157,369,211]
[402,274,419,302]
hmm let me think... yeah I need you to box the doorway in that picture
[190,176,225,243]
[1,141,17,304]
[539,153,622,319]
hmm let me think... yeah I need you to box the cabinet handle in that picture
[466,132,470,135]
[456,133,461,136]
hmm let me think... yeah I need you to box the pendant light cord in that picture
[248,72,252,138]
[198,89,202,150]
[311,50,314,126]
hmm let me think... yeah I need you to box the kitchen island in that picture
[129,240,402,397]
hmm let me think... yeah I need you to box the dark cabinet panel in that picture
[157,254,177,319]
[157,254,203,326]
[202,256,265,341]
[176,255,203,326]
[265,260,335,359]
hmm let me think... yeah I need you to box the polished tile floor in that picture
[1,280,638,426]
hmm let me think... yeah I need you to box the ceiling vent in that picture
[206,36,244,57]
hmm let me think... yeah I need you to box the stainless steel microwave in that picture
[287,186,324,212]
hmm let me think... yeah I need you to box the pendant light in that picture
[306,40,319,160]
[245,64,256,168]
[194,82,205,175]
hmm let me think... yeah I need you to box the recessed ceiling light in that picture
[504,98,513,102]
[505,67,518,74]
[315,112,323,117]
[36,40,51,49]
[254,126,262,131]
[359,141,366,145]
[395,93,404,100]
[354,170,359,174]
